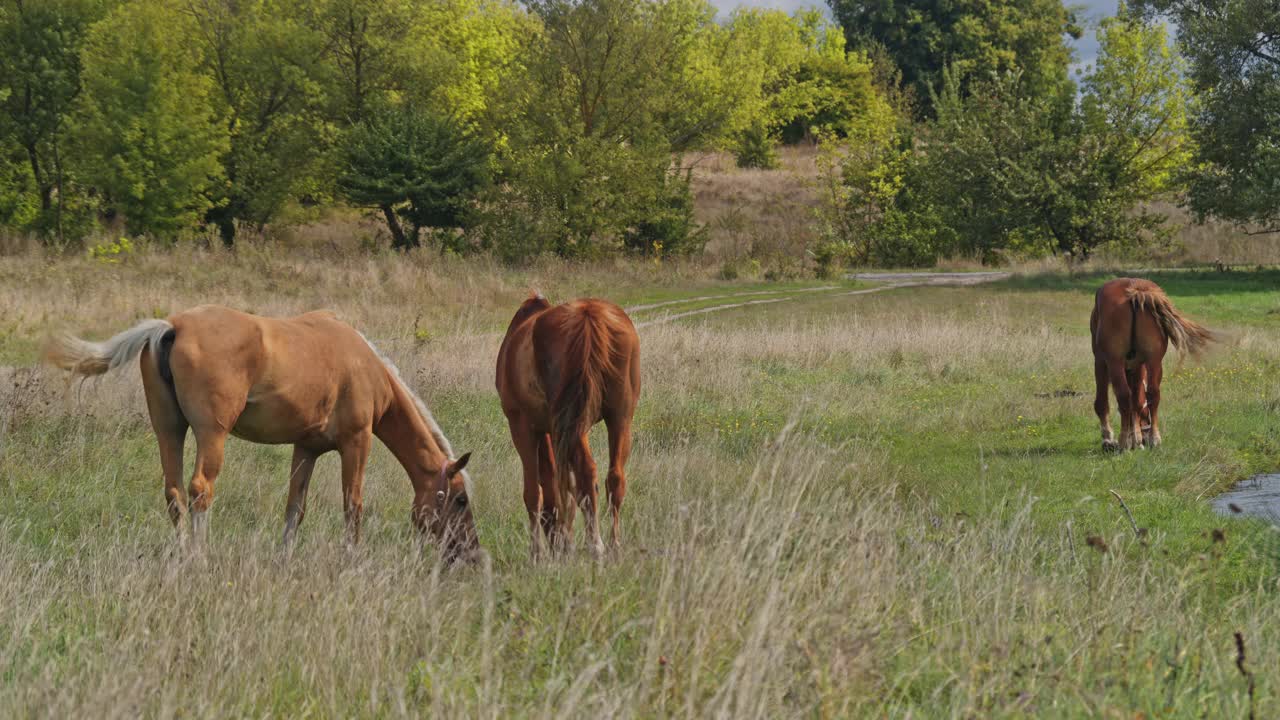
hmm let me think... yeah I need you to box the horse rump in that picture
[1126,284,1215,358]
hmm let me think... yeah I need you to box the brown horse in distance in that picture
[496,294,640,559]
[44,306,479,562]
[1090,279,1215,451]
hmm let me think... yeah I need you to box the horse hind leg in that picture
[1125,365,1148,451]
[1094,357,1116,451]
[507,417,548,561]
[567,432,604,559]
[1145,362,1164,448]
[604,410,634,551]
[536,433,556,558]
[141,347,189,539]
[282,446,318,552]
[188,429,228,547]
[1107,361,1141,451]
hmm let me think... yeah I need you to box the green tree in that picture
[0,0,111,240]
[826,0,1081,117]
[337,105,489,250]
[182,0,330,245]
[482,0,722,258]
[73,0,229,237]
[312,0,417,121]
[826,14,1193,267]
[1132,0,1280,231]
[715,8,892,166]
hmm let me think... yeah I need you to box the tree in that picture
[73,0,229,237]
[481,0,723,257]
[182,0,329,245]
[1132,0,1280,231]
[826,0,1081,118]
[312,0,417,122]
[337,105,489,250]
[824,13,1194,267]
[715,8,893,166]
[0,0,111,240]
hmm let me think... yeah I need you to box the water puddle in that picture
[1212,474,1280,526]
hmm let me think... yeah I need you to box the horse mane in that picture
[357,333,468,484]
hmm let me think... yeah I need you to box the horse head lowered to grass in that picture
[1090,278,1216,452]
[44,305,480,563]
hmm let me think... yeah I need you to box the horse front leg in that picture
[339,432,372,547]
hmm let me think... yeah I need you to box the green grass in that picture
[1,256,1279,717]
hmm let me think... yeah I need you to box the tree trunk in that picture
[25,141,52,212]
[382,204,410,250]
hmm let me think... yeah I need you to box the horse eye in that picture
[454,495,469,509]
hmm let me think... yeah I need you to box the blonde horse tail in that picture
[1129,288,1215,359]
[43,319,174,378]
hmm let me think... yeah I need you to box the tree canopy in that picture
[1133,0,1280,232]
[826,0,1082,117]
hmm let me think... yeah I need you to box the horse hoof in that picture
[1102,439,1119,452]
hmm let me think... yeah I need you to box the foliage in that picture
[337,104,490,250]
[826,0,1082,118]
[733,121,778,169]
[1132,0,1280,232]
[0,0,111,241]
[183,0,330,245]
[87,234,134,263]
[622,167,706,257]
[820,14,1193,267]
[72,0,229,238]
[479,0,719,260]
[717,9,891,165]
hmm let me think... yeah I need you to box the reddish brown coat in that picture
[496,295,640,559]
[1090,279,1214,451]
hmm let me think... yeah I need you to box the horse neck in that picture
[373,384,449,494]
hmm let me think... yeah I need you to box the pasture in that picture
[1,246,1279,717]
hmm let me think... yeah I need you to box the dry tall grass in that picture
[1,247,1277,716]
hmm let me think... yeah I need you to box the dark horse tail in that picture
[1127,285,1215,358]
[549,302,618,483]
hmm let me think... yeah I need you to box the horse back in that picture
[165,306,392,444]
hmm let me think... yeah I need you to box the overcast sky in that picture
[709,0,1121,75]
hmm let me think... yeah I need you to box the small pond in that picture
[1211,474,1280,526]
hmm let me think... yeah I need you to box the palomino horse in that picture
[1090,279,1214,451]
[496,294,640,559]
[43,305,479,562]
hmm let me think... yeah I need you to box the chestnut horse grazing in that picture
[496,294,640,559]
[1090,279,1215,451]
[43,305,479,562]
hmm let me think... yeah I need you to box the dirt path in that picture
[631,271,1012,327]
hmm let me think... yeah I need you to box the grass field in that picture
[2,246,1279,717]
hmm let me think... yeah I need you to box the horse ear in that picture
[448,452,472,477]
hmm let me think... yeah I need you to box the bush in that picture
[733,123,779,169]
[623,168,707,258]
[337,105,490,251]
